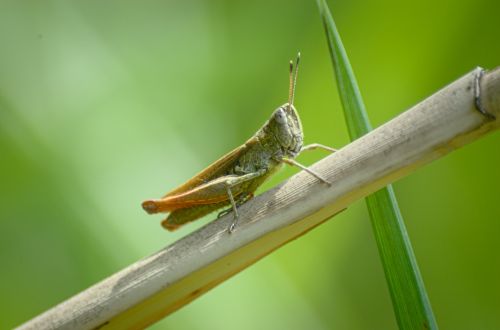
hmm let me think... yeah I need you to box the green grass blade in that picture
[316,1,438,329]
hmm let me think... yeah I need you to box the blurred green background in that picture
[1,0,499,329]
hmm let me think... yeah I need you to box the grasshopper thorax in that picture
[267,102,303,157]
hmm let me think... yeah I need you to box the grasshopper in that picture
[142,53,335,233]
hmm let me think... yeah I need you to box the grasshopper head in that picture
[270,103,303,157]
[263,53,304,157]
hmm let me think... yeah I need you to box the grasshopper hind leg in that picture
[163,170,265,232]
[162,192,255,232]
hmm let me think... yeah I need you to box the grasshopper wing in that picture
[161,137,258,198]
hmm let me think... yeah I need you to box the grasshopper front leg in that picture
[282,158,331,185]
[282,143,337,185]
[300,143,337,153]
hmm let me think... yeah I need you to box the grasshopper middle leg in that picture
[282,142,337,185]
[220,169,267,233]
[217,193,253,219]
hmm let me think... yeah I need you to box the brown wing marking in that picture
[142,174,248,214]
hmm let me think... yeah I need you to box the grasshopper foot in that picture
[218,209,238,233]
[322,178,332,186]
[228,214,239,233]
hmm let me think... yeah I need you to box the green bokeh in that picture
[0,1,499,329]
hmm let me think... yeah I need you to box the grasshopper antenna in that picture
[288,52,301,111]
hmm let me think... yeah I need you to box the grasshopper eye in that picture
[274,108,287,124]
